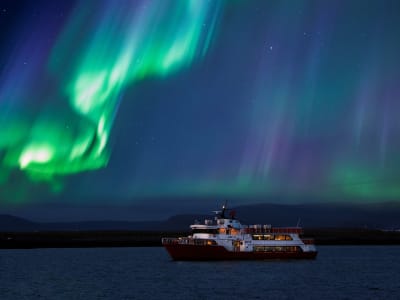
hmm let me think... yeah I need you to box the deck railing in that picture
[242,227,303,234]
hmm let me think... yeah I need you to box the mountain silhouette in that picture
[1,202,399,232]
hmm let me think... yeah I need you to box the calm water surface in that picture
[1,246,399,299]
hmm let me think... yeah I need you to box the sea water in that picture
[0,246,399,299]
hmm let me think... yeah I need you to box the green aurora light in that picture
[0,0,224,189]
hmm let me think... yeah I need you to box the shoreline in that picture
[1,229,400,249]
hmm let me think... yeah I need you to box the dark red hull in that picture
[163,244,317,261]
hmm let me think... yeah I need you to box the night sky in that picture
[1,1,400,220]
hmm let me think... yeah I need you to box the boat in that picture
[162,203,318,260]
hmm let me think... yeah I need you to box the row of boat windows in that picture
[177,238,217,246]
[252,234,292,241]
[253,246,300,252]
[192,229,241,235]
[193,239,217,246]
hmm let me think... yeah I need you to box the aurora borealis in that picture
[1,0,400,210]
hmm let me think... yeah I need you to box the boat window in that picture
[275,235,292,241]
[252,234,263,240]
[264,234,274,240]
[230,229,239,235]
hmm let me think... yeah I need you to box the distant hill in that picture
[0,215,38,231]
[1,202,399,231]
[0,214,207,232]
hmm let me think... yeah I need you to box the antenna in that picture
[222,199,228,209]
[296,218,301,227]
[221,200,228,218]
